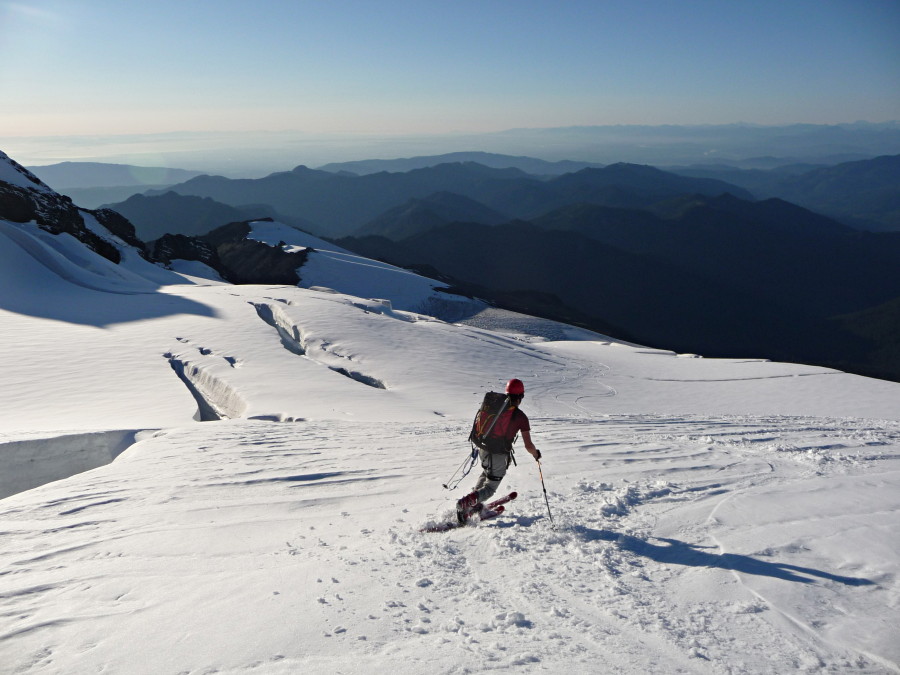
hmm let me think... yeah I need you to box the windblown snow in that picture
[1,208,899,674]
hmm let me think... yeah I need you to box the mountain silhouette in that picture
[357,192,508,239]
[105,192,252,241]
[26,161,204,190]
[156,162,752,238]
[317,151,603,175]
[673,155,900,232]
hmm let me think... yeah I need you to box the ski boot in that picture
[456,491,482,524]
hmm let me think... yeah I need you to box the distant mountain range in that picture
[117,153,900,240]
[480,122,900,166]
[104,192,249,241]
[356,192,508,240]
[103,191,320,242]
[102,192,317,242]
[672,155,900,231]
[26,151,900,233]
[147,161,753,238]
[317,151,604,176]
[26,161,205,189]
[25,161,207,209]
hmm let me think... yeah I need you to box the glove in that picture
[532,448,542,460]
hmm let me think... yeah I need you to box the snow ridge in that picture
[0,151,52,192]
[0,220,155,294]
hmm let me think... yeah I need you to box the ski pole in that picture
[443,446,478,490]
[537,459,554,528]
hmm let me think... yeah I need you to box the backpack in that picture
[469,391,518,451]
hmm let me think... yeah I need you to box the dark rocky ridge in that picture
[0,155,144,264]
[146,219,309,285]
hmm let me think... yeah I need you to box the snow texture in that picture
[1,203,900,674]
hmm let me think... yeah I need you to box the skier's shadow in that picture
[571,525,874,586]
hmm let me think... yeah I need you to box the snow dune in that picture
[1,212,899,673]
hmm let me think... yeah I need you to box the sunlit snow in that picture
[1,209,899,673]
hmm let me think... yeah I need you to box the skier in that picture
[456,378,541,523]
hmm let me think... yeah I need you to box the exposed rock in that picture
[214,239,307,285]
[147,233,222,270]
[147,218,307,285]
[90,208,144,249]
[201,219,307,284]
[0,176,123,264]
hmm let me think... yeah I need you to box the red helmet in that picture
[505,378,525,395]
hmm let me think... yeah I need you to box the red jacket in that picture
[489,408,530,442]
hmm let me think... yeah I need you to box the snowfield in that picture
[1,209,899,674]
[248,219,486,321]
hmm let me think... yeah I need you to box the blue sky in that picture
[1,0,898,137]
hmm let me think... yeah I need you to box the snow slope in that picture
[1,207,899,673]
[248,219,486,320]
[0,150,53,192]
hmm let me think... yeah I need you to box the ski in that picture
[479,504,505,520]
[421,492,517,533]
[457,490,517,525]
[485,490,517,512]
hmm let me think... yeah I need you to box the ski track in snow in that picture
[393,415,900,674]
[2,415,898,673]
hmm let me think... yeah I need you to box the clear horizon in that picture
[3,0,898,135]
[5,121,900,177]
[3,0,898,173]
